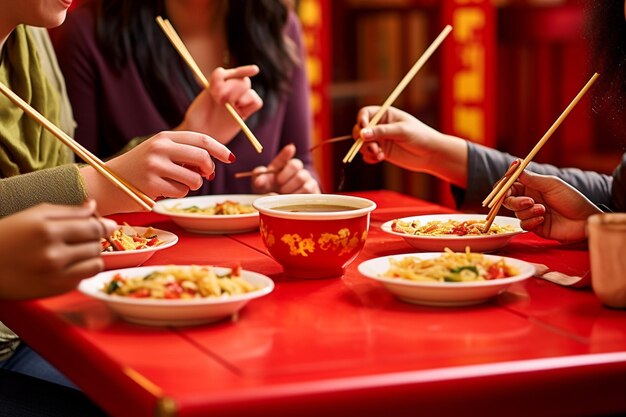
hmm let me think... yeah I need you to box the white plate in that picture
[358,252,535,307]
[78,265,274,326]
[102,226,178,270]
[381,214,524,252]
[153,195,261,234]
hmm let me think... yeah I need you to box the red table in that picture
[1,190,625,417]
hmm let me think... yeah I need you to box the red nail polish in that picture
[228,153,236,162]
[209,172,216,180]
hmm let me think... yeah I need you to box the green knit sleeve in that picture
[0,164,88,217]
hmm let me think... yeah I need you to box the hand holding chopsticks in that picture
[156,16,263,154]
[343,25,453,163]
[0,81,155,212]
[481,72,600,232]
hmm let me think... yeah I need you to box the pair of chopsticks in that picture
[481,72,600,232]
[155,16,263,154]
[343,25,453,163]
[0,82,154,211]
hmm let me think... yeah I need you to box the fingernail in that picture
[209,172,216,180]
[362,128,373,138]
[228,153,236,163]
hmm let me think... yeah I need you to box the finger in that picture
[275,158,302,184]
[356,107,372,129]
[519,216,545,232]
[278,167,310,195]
[268,144,296,171]
[97,218,119,237]
[159,131,234,164]
[219,65,260,81]
[252,166,273,191]
[212,77,252,105]
[59,256,106,287]
[233,90,263,120]
[49,217,111,245]
[39,202,96,221]
[502,196,535,212]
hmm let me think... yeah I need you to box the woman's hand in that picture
[352,106,468,187]
[503,170,602,243]
[0,200,117,300]
[251,144,320,194]
[81,131,235,214]
[178,65,263,144]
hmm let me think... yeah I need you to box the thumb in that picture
[361,124,399,142]
[268,144,296,170]
[516,170,561,193]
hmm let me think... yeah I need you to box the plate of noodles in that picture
[101,226,178,270]
[381,214,524,252]
[153,194,262,234]
[79,264,274,326]
[358,249,535,307]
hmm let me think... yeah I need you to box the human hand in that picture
[178,65,263,144]
[503,170,602,243]
[0,200,117,300]
[81,131,235,214]
[251,144,320,194]
[352,106,468,187]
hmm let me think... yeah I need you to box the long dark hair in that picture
[95,0,298,123]
[586,1,626,119]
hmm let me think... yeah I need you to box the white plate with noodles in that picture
[153,194,261,234]
[358,250,535,307]
[102,226,178,270]
[79,265,274,326]
[381,214,524,252]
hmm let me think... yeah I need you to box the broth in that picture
[272,204,358,213]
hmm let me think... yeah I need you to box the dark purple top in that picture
[51,4,315,194]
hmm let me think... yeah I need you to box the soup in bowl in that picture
[253,194,377,279]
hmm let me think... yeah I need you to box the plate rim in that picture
[358,252,535,288]
[153,194,261,219]
[101,226,178,258]
[380,213,524,241]
[78,265,275,306]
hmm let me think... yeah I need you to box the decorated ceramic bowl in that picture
[253,194,377,279]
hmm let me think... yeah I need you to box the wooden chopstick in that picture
[342,25,453,163]
[156,16,263,154]
[234,168,278,179]
[309,135,352,152]
[0,81,154,211]
[481,72,599,232]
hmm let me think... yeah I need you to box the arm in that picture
[462,142,614,209]
[610,153,626,211]
[0,165,87,217]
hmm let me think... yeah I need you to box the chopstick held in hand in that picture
[156,16,263,154]
[481,72,600,232]
[343,25,453,163]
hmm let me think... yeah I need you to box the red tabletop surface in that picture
[1,190,625,417]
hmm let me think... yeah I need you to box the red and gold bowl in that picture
[253,194,377,279]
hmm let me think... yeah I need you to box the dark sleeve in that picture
[280,12,319,182]
[0,165,87,217]
[611,153,626,211]
[50,7,100,154]
[453,141,614,210]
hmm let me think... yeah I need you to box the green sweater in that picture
[0,27,87,361]
[0,26,87,219]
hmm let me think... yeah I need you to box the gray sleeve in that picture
[452,142,614,211]
[611,153,626,211]
[0,165,88,217]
